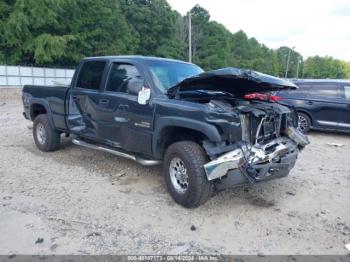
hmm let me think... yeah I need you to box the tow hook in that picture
[242,164,258,183]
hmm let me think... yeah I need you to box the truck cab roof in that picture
[82,55,194,66]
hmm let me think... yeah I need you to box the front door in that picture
[98,62,154,155]
[117,94,154,156]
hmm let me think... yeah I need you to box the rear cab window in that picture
[76,61,106,90]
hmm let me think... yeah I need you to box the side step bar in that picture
[72,138,162,166]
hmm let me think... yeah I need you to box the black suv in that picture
[277,80,350,133]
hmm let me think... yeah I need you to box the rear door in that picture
[66,60,107,140]
[306,83,343,129]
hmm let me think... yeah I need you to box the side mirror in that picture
[128,78,144,95]
[138,87,151,105]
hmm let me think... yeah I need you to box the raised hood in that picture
[168,67,297,98]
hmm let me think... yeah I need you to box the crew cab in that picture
[22,56,309,208]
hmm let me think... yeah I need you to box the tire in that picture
[33,114,60,152]
[297,112,311,133]
[163,141,213,208]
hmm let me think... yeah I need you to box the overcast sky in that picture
[167,0,350,61]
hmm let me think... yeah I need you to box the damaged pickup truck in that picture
[22,56,309,208]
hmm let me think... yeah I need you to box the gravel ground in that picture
[0,88,349,255]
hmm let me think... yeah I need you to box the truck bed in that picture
[22,85,69,131]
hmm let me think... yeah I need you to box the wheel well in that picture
[156,126,209,158]
[30,103,47,120]
[297,110,313,125]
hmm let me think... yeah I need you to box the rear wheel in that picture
[33,114,60,152]
[297,112,311,133]
[163,141,213,208]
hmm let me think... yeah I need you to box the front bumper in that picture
[23,111,29,120]
[204,136,300,187]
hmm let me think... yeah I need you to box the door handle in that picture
[99,99,109,107]
[114,116,129,123]
[118,104,129,110]
[307,101,313,105]
[72,96,79,101]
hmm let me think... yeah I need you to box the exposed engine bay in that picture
[207,97,308,184]
[208,97,296,145]
[168,67,309,186]
[179,91,303,146]
[176,91,310,185]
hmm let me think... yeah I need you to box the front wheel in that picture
[163,141,213,208]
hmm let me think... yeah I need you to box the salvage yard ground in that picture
[0,88,349,255]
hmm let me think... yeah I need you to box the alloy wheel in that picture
[169,157,189,194]
[36,123,47,145]
[298,115,309,132]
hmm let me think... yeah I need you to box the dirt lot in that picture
[0,88,349,255]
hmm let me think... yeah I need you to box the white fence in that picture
[0,65,75,87]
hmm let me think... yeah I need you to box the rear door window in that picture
[281,83,311,97]
[294,84,312,96]
[309,83,339,98]
[76,61,106,90]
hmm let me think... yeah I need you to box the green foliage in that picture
[0,0,348,79]
[61,0,138,65]
[119,0,183,58]
[276,46,303,78]
[304,56,350,79]
[0,0,137,66]
[32,34,70,63]
[192,21,231,70]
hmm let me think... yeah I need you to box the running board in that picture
[72,138,161,166]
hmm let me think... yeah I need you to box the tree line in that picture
[1,0,349,79]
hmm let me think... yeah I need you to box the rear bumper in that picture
[204,136,300,187]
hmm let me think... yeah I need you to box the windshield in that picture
[146,60,203,92]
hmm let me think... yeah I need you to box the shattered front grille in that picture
[240,112,287,145]
[255,114,282,144]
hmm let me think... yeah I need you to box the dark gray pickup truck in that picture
[22,56,309,208]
